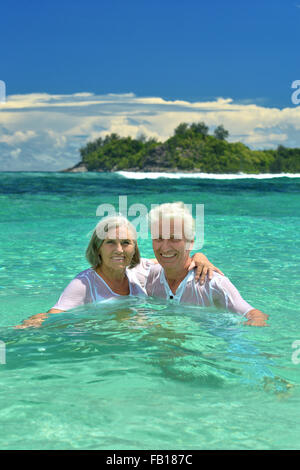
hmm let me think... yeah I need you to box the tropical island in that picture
[62,122,300,174]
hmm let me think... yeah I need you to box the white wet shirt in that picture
[145,264,254,316]
[52,258,153,311]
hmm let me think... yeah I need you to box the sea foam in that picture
[117,171,300,180]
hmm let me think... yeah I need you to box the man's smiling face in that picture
[151,218,193,270]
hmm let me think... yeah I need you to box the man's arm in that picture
[245,309,269,327]
[212,276,269,327]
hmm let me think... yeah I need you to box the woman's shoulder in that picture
[73,267,96,281]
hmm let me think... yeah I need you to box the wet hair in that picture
[85,215,140,269]
[148,202,195,242]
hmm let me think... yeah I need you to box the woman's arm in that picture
[15,277,86,329]
[148,253,224,284]
[189,253,224,284]
[15,308,64,329]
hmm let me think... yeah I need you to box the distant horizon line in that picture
[1,170,300,179]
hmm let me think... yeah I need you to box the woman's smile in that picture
[99,228,136,272]
[111,255,126,261]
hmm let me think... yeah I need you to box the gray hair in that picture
[85,215,140,269]
[148,202,195,241]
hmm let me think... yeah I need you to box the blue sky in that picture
[1,0,300,170]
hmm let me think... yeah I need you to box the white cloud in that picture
[0,130,36,145]
[243,132,287,147]
[10,148,21,159]
[0,92,300,171]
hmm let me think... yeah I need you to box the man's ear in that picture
[185,239,194,251]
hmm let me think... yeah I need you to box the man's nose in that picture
[160,238,171,251]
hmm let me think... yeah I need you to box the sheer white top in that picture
[52,258,153,311]
[145,265,254,316]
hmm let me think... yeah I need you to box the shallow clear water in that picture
[0,172,299,450]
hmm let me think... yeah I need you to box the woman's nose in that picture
[114,242,123,252]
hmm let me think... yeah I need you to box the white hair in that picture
[85,215,140,269]
[148,202,195,241]
[95,215,137,241]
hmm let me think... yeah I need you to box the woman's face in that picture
[98,226,136,271]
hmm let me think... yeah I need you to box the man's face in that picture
[151,218,193,270]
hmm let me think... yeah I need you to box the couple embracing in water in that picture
[17,202,268,328]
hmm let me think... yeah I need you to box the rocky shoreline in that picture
[60,162,199,173]
[61,162,89,173]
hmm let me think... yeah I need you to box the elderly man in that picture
[146,202,268,327]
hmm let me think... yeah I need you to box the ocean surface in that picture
[0,171,299,450]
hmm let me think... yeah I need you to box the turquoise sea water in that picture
[0,171,299,450]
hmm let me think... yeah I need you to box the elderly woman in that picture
[16,215,221,328]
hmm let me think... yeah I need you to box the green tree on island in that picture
[72,122,300,174]
[214,125,229,140]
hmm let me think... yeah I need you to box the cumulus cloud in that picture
[0,130,36,145]
[10,148,21,159]
[0,91,300,171]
